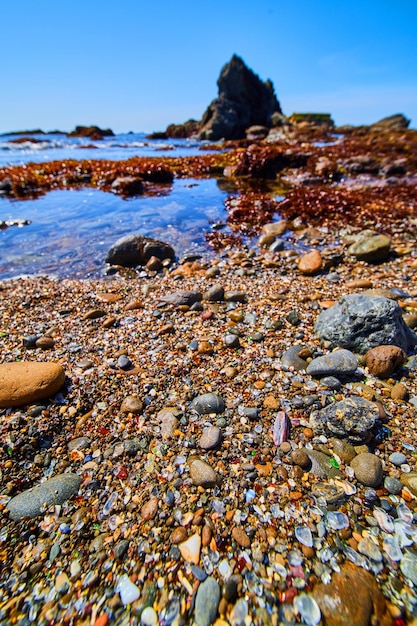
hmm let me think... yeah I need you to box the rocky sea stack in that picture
[163,55,283,141]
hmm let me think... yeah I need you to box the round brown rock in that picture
[232,526,251,548]
[120,395,143,414]
[365,345,406,379]
[298,250,323,276]
[350,452,383,487]
[0,361,65,408]
[291,448,311,469]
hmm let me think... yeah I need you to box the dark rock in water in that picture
[370,113,410,131]
[309,396,379,444]
[315,294,417,354]
[198,55,282,140]
[106,234,175,267]
[0,178,12,195]
[111,176,143,197]
[67,125,114,138]
[7,473,81,520]
[165,119,200,139]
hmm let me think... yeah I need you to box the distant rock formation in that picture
[370,114,410,131]
[161,55,283,141]
[198,55,282,140]
[68,125,114,140]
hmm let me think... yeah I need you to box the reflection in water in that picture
[0,179,235,279]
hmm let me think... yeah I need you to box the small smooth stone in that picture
[348,234,391,262]
[141,497,158,521]
[68,437,91,452]
[365,345,406,379]
[190,393,225,415]
[23,335,39,349]
[55,572,71,594]
[291,449,311,469]
[298,250,323,275]
[35,337,55,350]
[263,220,288,236]
[7,473,81,520]
[320,376,342,390]
[178,533,201,565]
[117,355,132,370]
[170,527,188,544]
[199,426,222,450]
[400,472,417,496]
[293,593,321,626]
[305,449,342,479]
[120,395,143,414]
[384,477,403,495]
[307,349,358,379]
[351,453,383,487]
[232,526,251,548]
[391,383,408,401]
[389,452,407,466]
[281,345,309,370]
[189,458,219,488]
[141,607,159,626]
[0,361,65,408]
[117,574,140,605]
[204,284,224,302]
[194,576,221,626]
[82,309,106,320]
[224,334,240,348]
[332,439,356,463]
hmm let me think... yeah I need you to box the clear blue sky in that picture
[1,0,416,133]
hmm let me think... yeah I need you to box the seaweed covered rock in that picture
[198,55,282,140]
[315,294,417,354]
[106,234,175,268]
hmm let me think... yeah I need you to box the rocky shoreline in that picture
[0,224,417,625]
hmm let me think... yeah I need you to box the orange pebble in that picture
[94,615,109,626]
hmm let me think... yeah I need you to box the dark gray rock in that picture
[281,345,309,371]
[315,294,417,354]
[194,576,221,626]
[190,393,225,415]
[310,396,380,444]
[204,284,225,302]
[7,473,81,520]
[348,233,391,262]
[106,234,175,267]
[198,55,282,141]
[306,349,358,379]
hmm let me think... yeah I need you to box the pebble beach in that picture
[0,224,417,625]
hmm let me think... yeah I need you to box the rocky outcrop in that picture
[67,125,114,139]
[371,113,410,132]
[163,56,282,141]
[198,55,282,140]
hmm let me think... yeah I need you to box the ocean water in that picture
[0,132,284,280]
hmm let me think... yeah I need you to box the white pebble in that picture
[117,574,140,605]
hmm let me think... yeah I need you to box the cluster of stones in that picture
[0,234,417,625]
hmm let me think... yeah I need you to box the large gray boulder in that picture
[106,234,175,267]
[198,55,282,140]
[315,294,417,354]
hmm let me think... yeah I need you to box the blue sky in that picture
[1,0,416,133]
